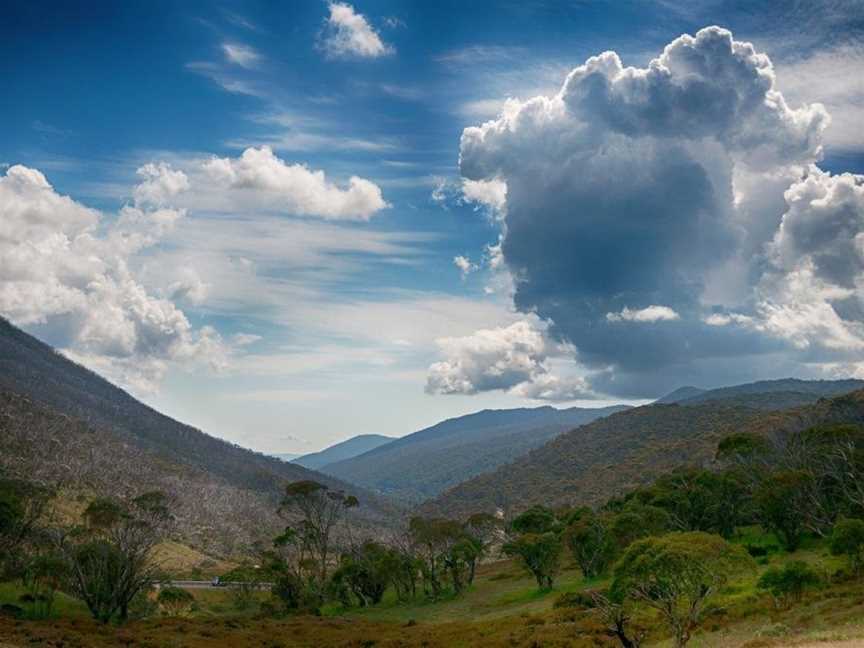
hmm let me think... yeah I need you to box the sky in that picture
[1,1,863,454]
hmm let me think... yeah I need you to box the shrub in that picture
[757,561,821,608]
[553,590,596,609]
[157,587,195,617]
[221,564,265,610]
[830,518,864,576]
[744,543,779,557]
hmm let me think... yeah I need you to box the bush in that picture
[157,587,195,617]
[831,518,864,576]
[757,561,821,608]
[553,590,596,609]
[745,543,779,558]
[220,564,265,610]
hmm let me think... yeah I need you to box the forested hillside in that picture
[665,378,864,406]
[322,404,629,504]
[422,390,864,519]
[0,318,399,551]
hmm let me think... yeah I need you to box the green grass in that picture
[322,560,592,624]
[0,581,89,620]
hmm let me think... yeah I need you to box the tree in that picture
[757,561,821,608]
[831,518,864,576]
[0,478,51,574]
[330,541,392,607]
[502,507,563,590]
[463,512,500,584]
[278,480,357,601]
[754,471,811,551]
[633,469,746,538]
[612,531,755,647]
[564,510,615,579]
[610,504,671,551]
[589,590,645,648]
[59,491,172,623]
[408,516,470,597]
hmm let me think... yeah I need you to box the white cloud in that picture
[222,42,261,68]
[756,264,864,351]
[201,146,388,220]
[320,2,393,59]
[231,332,262,346]
[185,61,266,98]
[431,176,507,219]
[166,267,209,305]
[606,305,681,323]
[425,320,592,400]
[462,178,507,214]
[774,44,864,152]
[454,26,853,396]
[132,162,189,207]
[453,255,477,279]
[0,164,227,392]
[703,312,755,327]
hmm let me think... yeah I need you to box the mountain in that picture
[320,405,629,504]
[677,378,864,405]
[422,387,864,521]
[272,453,302,462]
[0,317,400,555]
[655,379,864,411]
[293,434,394,470]
[655,386,706,403]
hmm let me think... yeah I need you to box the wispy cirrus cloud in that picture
[222,42,262,68]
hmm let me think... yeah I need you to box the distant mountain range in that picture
[659,378,864,407]
[272,453,302,462]
[292,434,393,470]
[318,405,629,504]
[6,311,864,556]
[423,383,864,520]
[0,317,400,555]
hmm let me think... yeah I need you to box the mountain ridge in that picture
[422,386,864,520]
[293,434,393,470]
[320,404,630,504]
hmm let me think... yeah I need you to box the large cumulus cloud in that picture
[446,26,863,397]
[425,320,592,401]
[0,163,226,392]
[201,146,388,220]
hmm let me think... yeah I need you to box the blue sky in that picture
[1,1,863,453]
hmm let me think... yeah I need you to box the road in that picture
[154,580,273,590]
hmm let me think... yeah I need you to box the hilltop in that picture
[292,434,393,470]
[321,404,629,504]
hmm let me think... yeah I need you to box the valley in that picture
[4,316,864,646]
